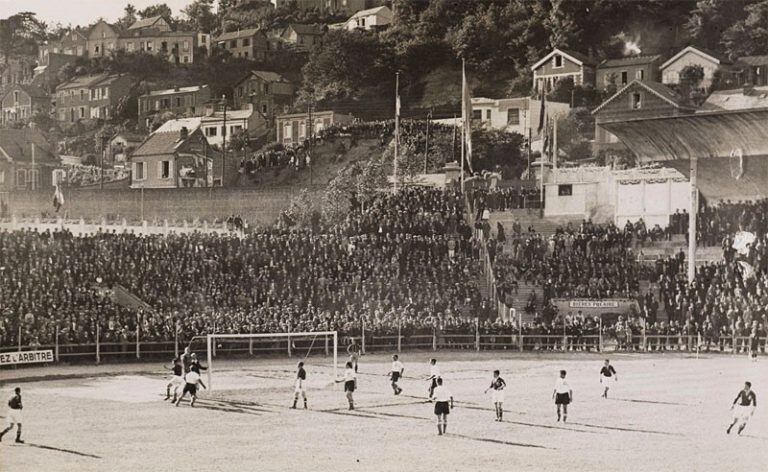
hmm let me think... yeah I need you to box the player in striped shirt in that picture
[484,370,506,422]
[727,381,757,435]
[292,361,308,409]
[390,355,404,395]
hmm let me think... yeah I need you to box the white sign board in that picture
[568,300,620,309]
[0,350,54,366]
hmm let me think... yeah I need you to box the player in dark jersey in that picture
[165,357,184,402]
[484,370,507,422]
[189,354,208,390]
[0,387,23,443]
[599,359,617,398]
[292,361,308,409]
[727,381,757,435]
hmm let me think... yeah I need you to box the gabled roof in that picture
[285,23,325,35]
[215,28,263,42]
[0,129,58,163]
[2,83,49,100]
[128,15,167,30]
[592,80,694,115]
[56,74,110,90]
[599,55,662,69]
[531,48,596,71]
[235,70,290,86]
[155,117,203,133]
[660,46,732,70]
[739,55,768,67]
[349,6,393,20]
[132,130,192,157]
[143,85,209,97]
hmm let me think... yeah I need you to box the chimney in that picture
[180,126,189,140]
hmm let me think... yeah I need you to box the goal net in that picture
[204,331,338,391]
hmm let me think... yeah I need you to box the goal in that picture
[205,331,338,391]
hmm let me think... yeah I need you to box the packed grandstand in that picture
[1,186,766,358]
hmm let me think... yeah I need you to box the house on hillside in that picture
[233,71,294,119]
[197,103,268,147]
[214,28,270,60]
[470,97,570,140]
[0,84,51,126]
[739,55,768,86]
[54,74,135,123]
[0,56,36,89]
[276,110,354,146]
[278,24,326,51]
[596,55,662,91]
[32,53,79,93]
[660,46,742,90]
[39,27,89,61]
[86,20,123,58]
[0,128,60,192]
[129,125,215,188]
[591,80,695,153]
[138,85,211,127]
[86,18,204,64]
[335,6,393,31]
[108,132,146,165]
[532,48,596,93]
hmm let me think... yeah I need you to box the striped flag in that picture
[461,59,474,172]
[53,185,64,212]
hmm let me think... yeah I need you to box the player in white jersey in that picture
[0,387,23,443]
[175,369,204,407]
[727,381,757,435]
[292,361,308,409]
[552,370,572,422]
[431,378,454,436]
[335,361,357,410]
[599,359,617,399]
[484,370,507,422]
[390,354,404,395]
[427,358,440,399]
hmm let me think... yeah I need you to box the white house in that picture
[154,104,268,148]
[339,6,393,31]
[470,97,570,139]
[531,48,596,93]
[660,46,737,90]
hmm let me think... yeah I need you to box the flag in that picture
[738,261,756,279]
[396,94,401,117]
[732,231,756,255]
[461,59,474,173]
[112,284,155,312]
[53,185,64,212]
[537,92,546,133]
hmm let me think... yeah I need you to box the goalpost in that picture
[205,331,338,391]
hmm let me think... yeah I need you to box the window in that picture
[127,42,135,52]
[160,160,171,179]
[13,91,19,104]
[134,162,145,180]
[558,184,573,196]
[243,38,250,47]
[16,169,26,188]
[183,40,189,51]
[0,170,5,184]
[554,54,563,68]
[79,107,85,118]
[485,110,491,120]
[103,87,108,99]
[472,110,482,120]
[243,51,248,58]
[146,41,153,52]
[182,56,189,63]
[80,89,86,100]
[507,108,520,125]
[621,71,628,85]
[262,104,267,113]
[205,127,217,137]
[631,92,642,109]
[636,69,644,80]
[230,40,237,48]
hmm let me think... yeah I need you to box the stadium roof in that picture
[666,155,768,202]
[701,86,768,111]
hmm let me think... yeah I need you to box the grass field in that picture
[1,351,766,472]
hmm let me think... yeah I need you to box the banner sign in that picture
[568,300,620,309]
[0,350,54,366]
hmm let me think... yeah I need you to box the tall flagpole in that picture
[393,71,400,194]
[460,58,466,192]
[460,120,465,192]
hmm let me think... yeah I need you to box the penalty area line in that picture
[445,433,551,450]
[568,422,683,436]
[23,442,102,459]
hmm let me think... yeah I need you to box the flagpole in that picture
[460,120,465,192]
[393,71,400,194]
[553,116,558,173]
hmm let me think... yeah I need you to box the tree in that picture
[138,3,173,20]
[471,129,525,178]
[686,0,751,51]
[117,4,138,29]
[183,0,219,33]
[722,0,768,57]
[0,12,47,64]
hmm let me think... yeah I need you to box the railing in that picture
[4,329,763,369]
[0,215,234,236]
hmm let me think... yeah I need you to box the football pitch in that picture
[1,351,766,472]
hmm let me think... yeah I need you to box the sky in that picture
[0,0,198,28]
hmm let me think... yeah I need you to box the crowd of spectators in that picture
[0,188,485,350]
